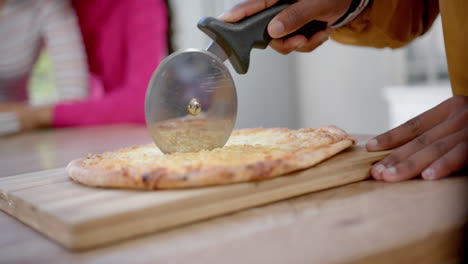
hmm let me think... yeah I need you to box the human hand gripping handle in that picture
[199,1,327,74]
[219,0,354,54]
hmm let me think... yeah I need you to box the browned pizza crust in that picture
[67,126,355,190]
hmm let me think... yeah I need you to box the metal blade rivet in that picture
[187,98,202,116]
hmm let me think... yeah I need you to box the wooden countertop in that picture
[1,125,467,263]
[0,125,153,178]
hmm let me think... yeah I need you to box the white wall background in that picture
[170,0,451,135]
[295,43,407,134]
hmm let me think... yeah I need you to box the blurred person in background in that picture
[0,0,171,133]
[221,0,467,182]
[0,0,88,132]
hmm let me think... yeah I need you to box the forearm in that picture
[331,0,440,49]
[0,104,52,133]
[52,89,146,127]
[35,106,53,128]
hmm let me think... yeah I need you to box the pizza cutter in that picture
[145,1,327,153]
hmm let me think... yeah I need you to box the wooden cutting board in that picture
[0,146,388,251]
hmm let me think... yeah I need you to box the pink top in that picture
[53,0,168,127]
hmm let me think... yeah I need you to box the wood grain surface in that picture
[0,146,388,250]
[1,175,466,264]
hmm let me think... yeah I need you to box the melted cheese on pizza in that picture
[81,127,352,175]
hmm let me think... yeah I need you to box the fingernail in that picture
[366,139,378,149]
[375,164,386,174]
[422,168,437,180]
[218,12,232,21]
[269,20,285,37]
[383,166,397,179]
[372,164,385,180]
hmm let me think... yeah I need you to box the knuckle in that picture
[448,105,468,125]
[437,156,452,172]
[254,0,271,10]
[458,107,468,122]
[283,6,306,29]
[278,44,292,54]
[435,141,468,175]
[384,154,400,166]
[457,140,468,153]
[275,47,291,54]
[431,141,448,156]
[437,157,448,171]
[404,116,423,135]
[400,160,417,171]
[270,41,290,54]
[296,43,316,52]
[449,95,468,112]
[296,48,312,53]
[450,95,468,108]
[375,132,393,147]
[414,134,431,147]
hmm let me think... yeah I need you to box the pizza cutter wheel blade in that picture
[145,1,327,154]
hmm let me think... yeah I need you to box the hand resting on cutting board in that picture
[367,96,467,182]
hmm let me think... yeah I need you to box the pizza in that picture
[67,126,355,190]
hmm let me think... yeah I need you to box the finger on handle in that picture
[268,1,328,38]
[219,0,281,23]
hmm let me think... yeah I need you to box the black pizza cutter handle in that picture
[197,1,328,74]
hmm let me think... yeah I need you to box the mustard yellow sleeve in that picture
[440,0,468,96]
[331,0,440,49]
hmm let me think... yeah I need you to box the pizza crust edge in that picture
[67,126,355,190]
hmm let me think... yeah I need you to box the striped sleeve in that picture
[330,0,370,29]
[39,0,88,101]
